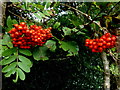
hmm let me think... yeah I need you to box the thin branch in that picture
[109,49,117,63]
[60,3,103,29]
[107,2,120,15]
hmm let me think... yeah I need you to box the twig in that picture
[107,2,120,15]
[109,49,117,63]
[60,3,103,29]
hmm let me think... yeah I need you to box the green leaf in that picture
[59,41,79,56]
[38,11,46,18]
[3,34,11,44]
[34,13,42,21]
[44,2,51,9]
[6,27,13,32]
[7,42,13,48]
[21,5,26,9]
[43,10,51,16]
[62,27,71,36]
[2,47,17,56]
[18,62,30,73]
[5,68,16,77]
[2,34,13,47]
[17,68,25,80]
[13,69,18,83]
[19,49,32,56]
[36,4,44,10]
[33,46,49,61]
[12,19,18,24]
[7,16,13,28]
[70,19,80,27]
[0,46,8,56]
[111,47,116,52]
[0,55,17,65]
[53,22,61,29]
[19,55,32,67]
[45,40,56,52]
[2,62,17,73]
[77,31,86,35]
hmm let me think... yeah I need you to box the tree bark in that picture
[0,1,6,90]
[101,52,110,90]
[116,29,120,90]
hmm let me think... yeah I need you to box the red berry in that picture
[106,37,111,42]
[34,26,39,30]
[105,33,111,37]
[97,43,103,46]
[111,36,116,41]
[89,45,93,49]
[102,41,107,45]
[92,49,97,52]
[13,24,19,28]
[98,47,103,52]
[106,43,111,47]
[20,22,26,26]
[101,35,106,40]
[102,45,106,49]
[93,45,98,49]
[17,25,23,30]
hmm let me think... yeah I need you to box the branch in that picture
[101,52,110,90]
[109,49,117,63]
[60,3,103,29]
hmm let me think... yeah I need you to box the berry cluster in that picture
[8,22,52,49]
[85,33,117,52]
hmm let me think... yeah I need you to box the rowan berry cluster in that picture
[8,22,52,49]
[85,33,117,52]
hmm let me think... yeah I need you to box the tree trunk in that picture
[101,52,110,90]
[116,29,120,90]
[0,1,7,90]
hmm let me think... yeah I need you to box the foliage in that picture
[1,1,120,90]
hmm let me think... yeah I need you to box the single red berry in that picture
[20,22,26,26]
[34,26,39,30]
[17,25,23,30]
[97,43,103,46]
[100,35,106,40]
[111,36,116,41]
[106,37,111,42]
[106,43,111,47]
[98,47,103,52]
[105,33,111,37]
[99,39,104,42]
[13,24,19,28]
[11,34,15,38]
[102,41,107,45]
[92,49,97,52]
[93,45,98,49]
[102,45,106,49]
[89,45,93,49]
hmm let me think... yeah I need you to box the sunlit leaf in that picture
[19,55,32,67]
[0,55,17,65]
[7,16,12,28]
[45,40,56,52]
[19,49,32,56]
[5,68,16,77]
[2,47,17,56]
[17,68,25,80]
[18,62,30,73]
[2,62,17,73]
